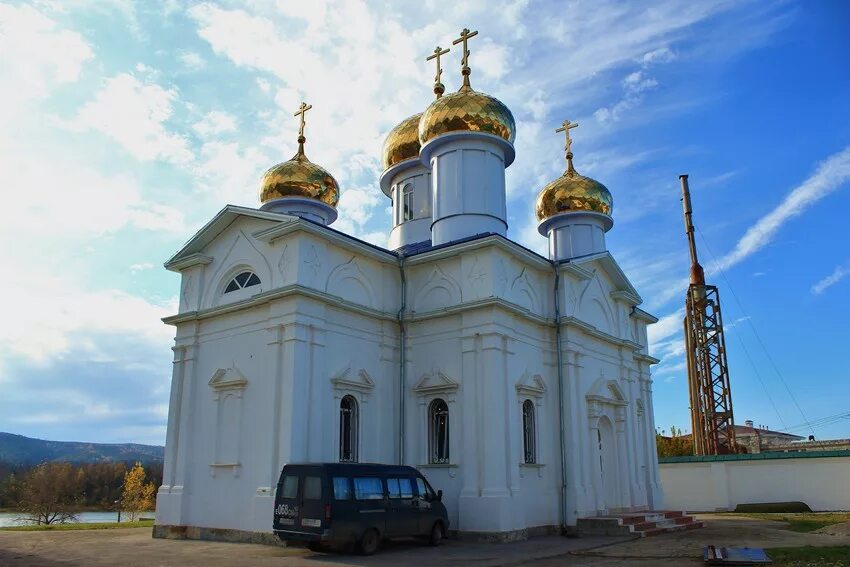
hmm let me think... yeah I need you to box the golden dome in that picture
[419,88,515,145]
[259,149,339,208]
[382,113,422,169]
[535,163,613,221]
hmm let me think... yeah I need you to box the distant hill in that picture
[0,432,164,466]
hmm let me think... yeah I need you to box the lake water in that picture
[0,511,131,527]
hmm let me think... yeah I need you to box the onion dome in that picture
[259,149,339,207]
[534,162,613,221]
[259,102,339,208]
[381,113,422,170]
[419,88,515,146]
[535,120,612,221]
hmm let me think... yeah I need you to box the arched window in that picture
[339,396,358,462]
[429,398,449,464]
[224,271,261,294]
[522,400,536,464]
[401,183,413,222]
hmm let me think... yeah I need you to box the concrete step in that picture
[576,511,705,538]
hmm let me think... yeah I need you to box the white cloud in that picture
[648,307,685,349]
[640,46,676,65]
[130,263,155,273]
[334,188,386,245]
[193,110,238,136]
[62,72,193,165]
[595,70,658,124]
[0,4,93,95]
[715,146,850,272]
[0,267,175,364]
[0,3,93,132]
[179,51,206,70]
[811,262,850,295]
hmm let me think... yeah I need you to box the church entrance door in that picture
[597,417,619,512]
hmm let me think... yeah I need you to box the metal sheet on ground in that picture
[704,545,772,565]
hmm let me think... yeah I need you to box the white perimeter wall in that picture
[660,453,850,512]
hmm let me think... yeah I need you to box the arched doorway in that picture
[596,416,619,511]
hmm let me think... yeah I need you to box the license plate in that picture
[302,518,321,528]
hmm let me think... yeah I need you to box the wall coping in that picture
[659,450,850,464]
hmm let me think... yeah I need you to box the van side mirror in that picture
[437,489,443,502]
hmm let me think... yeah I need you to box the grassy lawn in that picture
[766,546,850,566]
[0,519,154,531]
[728,512,850,533]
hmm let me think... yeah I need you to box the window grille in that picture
[429,398,449,464]
[402,184,414,222]
[522,400,537,464]
[224,271,261,294]
[339,395,358,462]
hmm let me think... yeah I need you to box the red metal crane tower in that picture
[680,175,738,455]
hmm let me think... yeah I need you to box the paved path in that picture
[1,515,849,567]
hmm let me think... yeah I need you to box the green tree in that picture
[656,425,694,457]
[121,462,157,521]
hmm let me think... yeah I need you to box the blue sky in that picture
[1,1,848,446]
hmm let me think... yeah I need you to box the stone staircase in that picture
[576,511,704,537]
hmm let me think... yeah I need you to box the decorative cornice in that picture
[634,352,660,365]
[560,263,594,280]
[330,367,375,394]
[405,234,550,270]
[610,289,642,305]
[516,371,546,398]
[162,284,397,326]
[209,366,248,391]
[631,307,659,324]
[253,220,397,264]
[414,369,459,396]
[165,253,213,272]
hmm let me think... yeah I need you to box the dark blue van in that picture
[273,463,449,555]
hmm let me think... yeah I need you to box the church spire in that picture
[452,27,478,91]
[293,101,312,158]
[555,119,579,173]
[426,45,450,98]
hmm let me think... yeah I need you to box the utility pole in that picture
[680,175,738,455]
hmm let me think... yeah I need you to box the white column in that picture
[564,350,588,522]
[267,324,285,486]
[614,407,630,511]
[641,368,664,509]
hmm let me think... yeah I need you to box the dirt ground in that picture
[1,514,849,567]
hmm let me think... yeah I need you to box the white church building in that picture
[155,30,664,541]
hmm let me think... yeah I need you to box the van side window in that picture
[353,477,384,500]
[333,477,352,500]
[304,476,322,500]
[281,475,299,499]
[387,478,414,499]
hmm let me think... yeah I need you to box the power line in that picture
[694,227,819,442]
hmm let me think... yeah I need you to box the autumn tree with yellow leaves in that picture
[121,462,157,521]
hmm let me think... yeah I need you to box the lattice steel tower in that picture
[680,175,737,455]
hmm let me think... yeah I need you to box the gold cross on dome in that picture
[556,119,579,156]
[294,102,312,139]
[426,46,450,84]
[452,28,478,69]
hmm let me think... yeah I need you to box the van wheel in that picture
[428,522,444,546]
[358,528,380,555]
